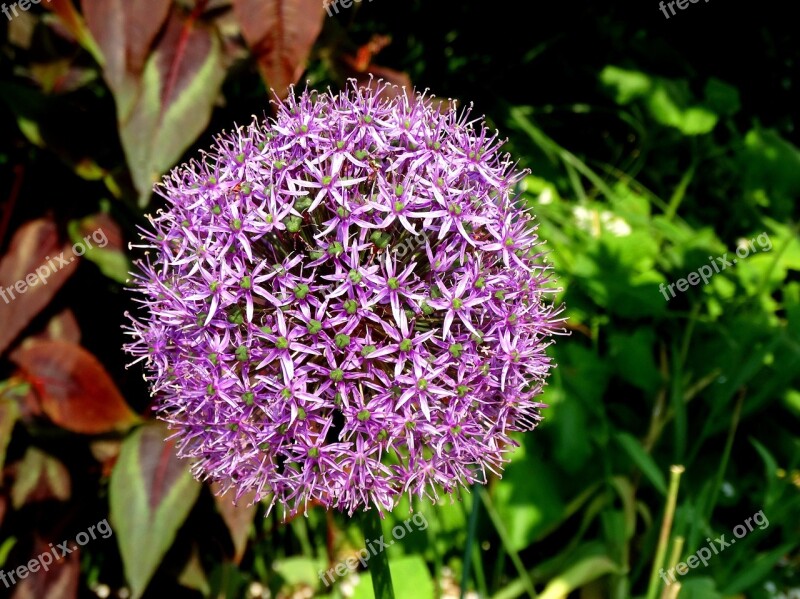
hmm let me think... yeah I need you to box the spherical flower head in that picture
[124,80,566,519]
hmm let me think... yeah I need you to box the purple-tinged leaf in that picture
[11,536,80,599]
[110,421,202,599]
[119,10,227,206]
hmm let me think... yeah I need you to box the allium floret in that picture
[124,80,566,518]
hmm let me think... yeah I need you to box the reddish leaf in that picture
[10,340,140,435]
[351,34,392,72]
[0,219,80,356]
[355,63,412,99]
[13,378,43,421]
[110,421,202,599]
[232,0,325,97]
[340,35,412,100]
[11,448,71,508]
[81,0,172,92]
[11,536,80,599]
[44,0,104,65]
[212,482,258,563]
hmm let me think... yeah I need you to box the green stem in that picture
[646,465,685,599]
[421,502,443,598]
[478,487,537,598]
[362,510,396,599]
[705,389,745,524]
[461,488,480,598]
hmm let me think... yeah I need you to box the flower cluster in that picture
[124,81,565,518]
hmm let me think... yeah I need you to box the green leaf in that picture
[703,78,740,116]
[0,393,19,485]
[0,537,16,568]
[573,231,667,318]
[609,328,662,394]
[648,84,718,135]
[749,437,780,507]
[599,66,652,104]
[608,477,637,540]
[11,447,71,508]
[110,422,202,599]
[273,556,326,589]
[352,556,434,599]
[556,344,610,414]
[599,510,627,568]
[614,433,667,495]
[493,438,565,551]
[784,388,800,419]
[538,556,622,599]
[545,383,593,473]
[609,329,662,393]
[600,66,719,135]
[67,214,131,283]
[786,282,800,341]
[719,543,795,595]
[178,546,211,595]
[676,577,722,599]
[740,129,800,219]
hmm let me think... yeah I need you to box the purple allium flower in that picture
[124,81,566,518]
